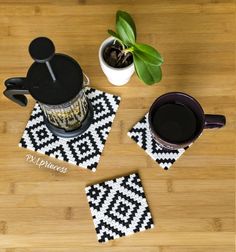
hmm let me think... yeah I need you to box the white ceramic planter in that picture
[98,37,135,86]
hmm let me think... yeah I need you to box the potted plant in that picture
[99,10,163,86]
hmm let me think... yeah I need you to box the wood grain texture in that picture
[0,0,235,251]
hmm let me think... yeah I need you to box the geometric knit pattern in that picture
[19,87,121,172]
[128,114,189,170]
[85,173,154,243]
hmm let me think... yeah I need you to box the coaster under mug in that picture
[128,114,188,170]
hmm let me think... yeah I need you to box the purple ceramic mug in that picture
[148,92,226,150]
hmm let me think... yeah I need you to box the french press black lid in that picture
[4,37,84,106]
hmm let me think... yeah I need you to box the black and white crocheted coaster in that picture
[19,87,121,172]
[85,173,154,243]
[128,114,189,170]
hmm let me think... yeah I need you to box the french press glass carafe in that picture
[3,37,93,138]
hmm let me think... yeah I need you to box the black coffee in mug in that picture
[152,103,198,143]
[148,92,226,150]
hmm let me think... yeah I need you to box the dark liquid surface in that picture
[152,103,197,143]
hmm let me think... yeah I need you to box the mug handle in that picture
[3,77,29,106]
[204,114,226,129]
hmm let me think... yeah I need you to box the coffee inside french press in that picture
[3,37,93,138]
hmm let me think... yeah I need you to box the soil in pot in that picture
[103,41,133,68]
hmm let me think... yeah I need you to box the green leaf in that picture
[134,53,162,85]
[133,43,163,66]
[116,16,135,45]
[107,29,120,40]
[116,10,136,39]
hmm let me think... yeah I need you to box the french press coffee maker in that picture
[3,37,93,138]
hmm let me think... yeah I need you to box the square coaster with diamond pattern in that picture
[19,87,121,172]
[127,114,189,170]
[85,173,154,243]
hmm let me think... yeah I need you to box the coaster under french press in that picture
[3,37,93,138]
[19,87,121,172]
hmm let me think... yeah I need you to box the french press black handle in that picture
[3,77,29,106]
[3,37,56,106]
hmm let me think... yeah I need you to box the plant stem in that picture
[122,47,134,55]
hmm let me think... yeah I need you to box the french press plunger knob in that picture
[29,37,57,82]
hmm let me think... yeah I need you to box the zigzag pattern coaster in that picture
[19,87,121,172]
[85,173,154,243]
[128,114,188,170]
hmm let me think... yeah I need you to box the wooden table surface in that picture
[0,0,235,251]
